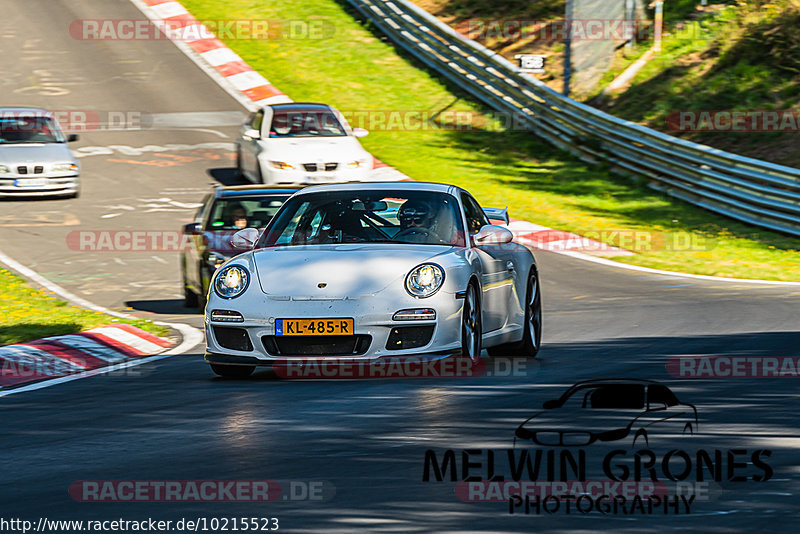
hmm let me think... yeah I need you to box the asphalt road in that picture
[2,1,800,532]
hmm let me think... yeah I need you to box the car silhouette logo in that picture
[515,379,698,447]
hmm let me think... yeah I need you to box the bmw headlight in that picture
[270,160,293,170]
[214,265,250,298]
[405,263,444,298]
[52,163,79,172]
[0,165,10,174]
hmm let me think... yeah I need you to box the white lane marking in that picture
[200,48,243,67]
[0,353,179,398]
[0,247,204,397]
[151,256,168,264]
[545,248,800,286]
[101,213,122,219]
[88,326,164,354]
[73,142,235,158]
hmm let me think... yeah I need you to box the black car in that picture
[181,185,301,310]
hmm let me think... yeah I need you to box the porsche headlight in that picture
[214,265,249,298]
[52,163,79,172]
[405,263,444,298]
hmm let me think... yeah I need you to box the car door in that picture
[461,192,515,333]
[241,110,264,179]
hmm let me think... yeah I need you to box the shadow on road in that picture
[125,299,197,316]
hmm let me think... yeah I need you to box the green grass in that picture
[593,1,800,167]
[181,0,799,280]
[0,268,169,346]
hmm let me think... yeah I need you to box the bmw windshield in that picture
[259,190,466,247]
[0,116,65,144]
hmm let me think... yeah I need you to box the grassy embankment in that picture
[180,0,799,280]
[0,268,169,346]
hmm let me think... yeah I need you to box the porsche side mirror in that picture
[231,228,259,249]
[352,128,369,138]
[243,128,261,140]
[542,399,560,410]
[474,224,513,245]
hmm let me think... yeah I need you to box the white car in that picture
[203,181,542,378]
[236,102,373,185]
[0,107,80,198]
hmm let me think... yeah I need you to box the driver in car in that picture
[396,200,440,243]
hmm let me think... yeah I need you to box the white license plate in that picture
[14,178,47,187]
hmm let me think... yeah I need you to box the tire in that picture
[210,364,255,378]
[256,162,265,184]
[236,146,244,179]
[182,259,199,308]
[183,285,198,309]
[487,268,542,358]
[461,282,482,361]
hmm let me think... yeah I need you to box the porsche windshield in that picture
[0,116,64,144]
[259,190,466,247]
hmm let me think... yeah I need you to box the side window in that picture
[461,193,489,235]
[251,110,264,133]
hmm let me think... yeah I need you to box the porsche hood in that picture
[252,244,454,297]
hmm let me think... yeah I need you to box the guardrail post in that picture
[563,0,574,96]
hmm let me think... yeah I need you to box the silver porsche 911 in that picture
[203,181,541,377]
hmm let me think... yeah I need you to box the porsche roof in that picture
[296,181,460,195]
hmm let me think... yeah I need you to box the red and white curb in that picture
[133,0,291,109]
[0,324,174,390]
[507,220,632,256]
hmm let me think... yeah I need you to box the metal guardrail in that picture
[345,0,800,236]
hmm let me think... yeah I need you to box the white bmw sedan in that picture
[0,108,80,197]
[203,181,541,377]
[236,102,373,185]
